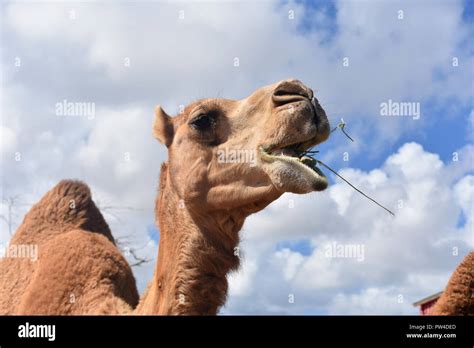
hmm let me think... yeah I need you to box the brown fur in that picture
[135,163,245,314]
[0,180,139,314]
[3,79,330,315]
[136,79,329,314]
[4,79,469,316]
[431,252,474,315]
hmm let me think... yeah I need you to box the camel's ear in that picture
[153,105,174,147]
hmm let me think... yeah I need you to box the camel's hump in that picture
[10,179,115,246]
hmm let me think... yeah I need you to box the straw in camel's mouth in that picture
[259,141,327,184]
[259,119,396,214]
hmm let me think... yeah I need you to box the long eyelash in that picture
[190,112,218,131]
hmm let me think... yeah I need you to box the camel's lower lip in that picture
[258,145,328,190]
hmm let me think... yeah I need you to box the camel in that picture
[0,79,329,315]
[0,78,471,315]
[431,252,474,315]
[0,180,139,314]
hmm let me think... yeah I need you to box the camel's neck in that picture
[136,163,242,315]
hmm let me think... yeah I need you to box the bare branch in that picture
[128,249,152,268]
[1,194,29,235]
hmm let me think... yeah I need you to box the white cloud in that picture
[0,126,16,158]
[275,248,305,282]
[454,175,474,216]
[223,142,473,314]
[329,287,406,315]
[227,258,258,297]
[453,175,474,247]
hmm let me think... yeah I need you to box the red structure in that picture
[413,291,443,315]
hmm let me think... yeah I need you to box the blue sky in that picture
[304,0,473,171]
[273,1,473,303]
[1,0,473,315]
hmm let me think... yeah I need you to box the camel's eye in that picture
[189,113,216,131]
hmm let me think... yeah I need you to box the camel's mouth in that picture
[259,140,328,192]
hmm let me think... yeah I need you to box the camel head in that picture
[153,79,330,215]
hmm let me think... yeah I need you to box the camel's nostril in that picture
[272,80,313,105]
[274,86,308,98]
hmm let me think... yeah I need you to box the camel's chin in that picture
[259,147,328,194]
